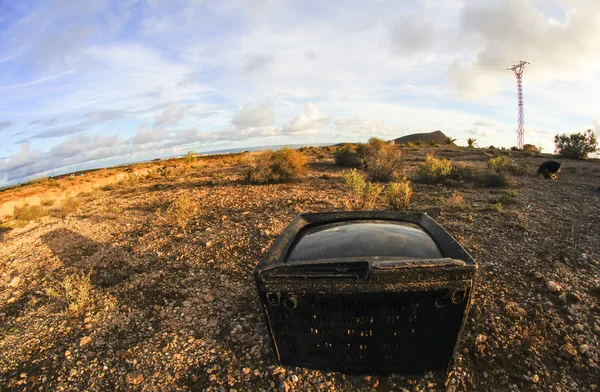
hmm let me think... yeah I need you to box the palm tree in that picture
[444,136,457,145]
[429,140,439,147]
[467,138,477,148]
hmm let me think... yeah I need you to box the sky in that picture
[1,0,600,186]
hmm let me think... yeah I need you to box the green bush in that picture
[417,154,452,183]
[487,156,527,176]
[480,171,513,187]
[342,169,384,211]
[334,143,362,167]
[449,162,476,182]
[246,148,307,184]
[361,137,404,182]
[384,180,413,210]
[554,129,598,159]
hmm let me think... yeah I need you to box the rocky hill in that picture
[394,130,448,145]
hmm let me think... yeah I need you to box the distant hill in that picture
[393,130,447,145]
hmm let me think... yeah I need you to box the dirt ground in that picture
[1,147,599,391]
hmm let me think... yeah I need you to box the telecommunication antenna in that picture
[507,61,529,149]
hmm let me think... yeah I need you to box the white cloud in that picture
[154,103,195,128]
[231,102,275,128]
[280,103,329,135]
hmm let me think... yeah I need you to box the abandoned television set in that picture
[254,211,477,374]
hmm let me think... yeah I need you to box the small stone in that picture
[547,281,561,293]
[578,344,589,354]
[202,293,214,303]
[559,343,577,360]
[9,276,21,287]
[20,373,27,378]
[65,350,71,357]
[126,372,144,385]
[533,272,543,280]
[476,334,487,344]
[291,374,298,382]
[79,336,92,347]
[531,374,539,383]
[242,368,251,376]
[566,292,582,303]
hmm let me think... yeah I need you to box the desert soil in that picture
[1,148,599,391]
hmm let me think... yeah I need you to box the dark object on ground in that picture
[255,211,477,374]
[393,130,447,145]
[538,161,562,179]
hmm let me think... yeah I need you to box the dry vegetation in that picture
[1,146,599,391]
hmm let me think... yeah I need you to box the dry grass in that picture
[13,203,47,221]
[334,144,362,167]
[342,169,384,211]
[384,180,413,210]
[488,156,527,176]
[59,197,81,217]
[480,171,514,187]
[489,201,503,213]
[160,192,199,231]
[443,192,468,210]
[246,148,307,184]
[40,198,56,207]
[45,272,93,317]
[417,154,453,183]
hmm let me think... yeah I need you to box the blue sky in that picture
[1,0,599,185]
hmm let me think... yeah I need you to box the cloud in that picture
[243,53,274,73]
[0,121,15,130]
[280,103,329,135]
[335,117,390,137]
[231,102,275,128]
[389,16,434,55]
[27,124,89,140]
[470,128,497,138]
[29,117,59,126]
[154,103,195,128]
[472,120,497,128]
[83,110,127,125]
[450,0,600,97]
[130,124,169,145]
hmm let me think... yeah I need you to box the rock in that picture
[566,292,582,303]
[547,281,561,293]
[126,372,144,385]
[9,276,20,287]
[578,344,589,355]
[559,343,578,360]
[79,336,92,347]
[202,293,214,303]
[531,374,540,383]
[291,374,299,382]
[476,334,487,344]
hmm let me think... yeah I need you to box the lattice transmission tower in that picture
[508,61,529,149]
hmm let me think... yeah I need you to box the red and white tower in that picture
[508,61,529,149]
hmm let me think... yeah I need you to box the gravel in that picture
[1,149,599,391]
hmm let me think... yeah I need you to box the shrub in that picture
[493,190,518,205]
[417,154,452,183]
[183,151,197,164]
[342,169,384,211]
[40,198,56,207]
[444,192,468,210]
[384,180,413,211]
[489,202,503,213]
[554,129,598,159]
[59,197,81,217]
[163,193,199,231]
[487,156,527,176]
[45,272,92,317]
[334,144,362,167]
[361,137,405,182]
[480,171,513,187]
[467,138,477,148]
[246,148,307,184]
[13,203,47,221]
[449,162,476,182]
[414,140,423,146]
[429,140,439,147]
[406,141,415,148]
